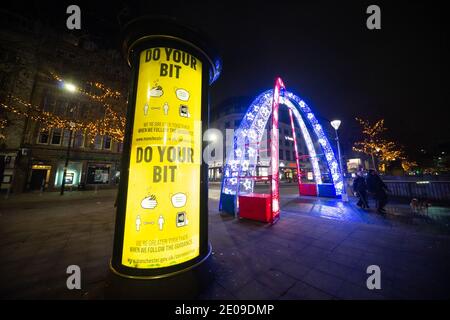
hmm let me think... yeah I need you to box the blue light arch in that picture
[219,88,343,213]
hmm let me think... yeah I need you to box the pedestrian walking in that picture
[366,169,389,214]
[352,171,369,209]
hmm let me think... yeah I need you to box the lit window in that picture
[94,135,102,150]
[42,94,54,112]
[103,136,112,150]
[62,129,72,147]
[259,167,268,177]
[73,131,84,148]
[37,130,49,144]
[54,101,67,116]
[51,129,62,145]
[86,165,110,184]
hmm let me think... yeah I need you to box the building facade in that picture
[0,10,129,193]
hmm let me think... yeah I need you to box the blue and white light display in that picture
[219,85,344,213]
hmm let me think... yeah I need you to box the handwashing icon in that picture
[141,195,158,209]
[148,86,163,98]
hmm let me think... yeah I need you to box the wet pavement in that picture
[1,186,449,299]
[282,192,450,234]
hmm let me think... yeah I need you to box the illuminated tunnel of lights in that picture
[219,78,343,216]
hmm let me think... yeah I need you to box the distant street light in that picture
[62,81,78,93]
[330,119,348,202]
[330,120,341,131]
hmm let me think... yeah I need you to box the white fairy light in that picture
[242,160,249,172]
[242,179,252,190]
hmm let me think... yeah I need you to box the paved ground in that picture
[1,186,449,299]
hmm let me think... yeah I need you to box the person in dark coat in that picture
[366,169,389,214]
[353,171,369,209]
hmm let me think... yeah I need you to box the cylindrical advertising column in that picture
[110,16,221,283]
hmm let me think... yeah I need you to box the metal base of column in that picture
[105,244,213,299]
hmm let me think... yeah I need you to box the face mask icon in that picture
[175,88,190,101]
[171,193,187,208]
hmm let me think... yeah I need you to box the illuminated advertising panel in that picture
[121,47,202,269]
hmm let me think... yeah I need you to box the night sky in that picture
[2,0,448,156]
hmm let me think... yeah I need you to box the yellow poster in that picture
[121,47,202,269]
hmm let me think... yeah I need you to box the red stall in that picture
[299,183,318,196]
[238,193,272,223]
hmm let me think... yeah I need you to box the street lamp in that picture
[62,81,78,93]
[330,120,348,202]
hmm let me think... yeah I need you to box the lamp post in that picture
[330,120,348,202]
[374,147,381,170]
[59,81,77,196]
[371,152,376,170]
[60,121,75,195]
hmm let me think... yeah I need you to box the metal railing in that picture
[384,180,450,203]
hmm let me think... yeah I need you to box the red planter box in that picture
[238,193,272,223]
[299,183,317,196]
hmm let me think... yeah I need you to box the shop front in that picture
[1,152,18,192]
[208,162,222,182]
[54,161,82,189]
[280,162,299,183]
[30,164,52,191]
[86,163,112,185]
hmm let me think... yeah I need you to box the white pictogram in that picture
[144,103,149,115]
[158,215,165,231]
[135,215,141,231]
[176,212,188,227]
[179,105,190,118]
[141,195,157,209]
[175,88,190,101]
[149,86,163,97]
[171,193,187,208]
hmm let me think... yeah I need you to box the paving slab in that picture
[1,186,449,299]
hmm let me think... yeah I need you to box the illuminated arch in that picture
[219,79,343,215]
